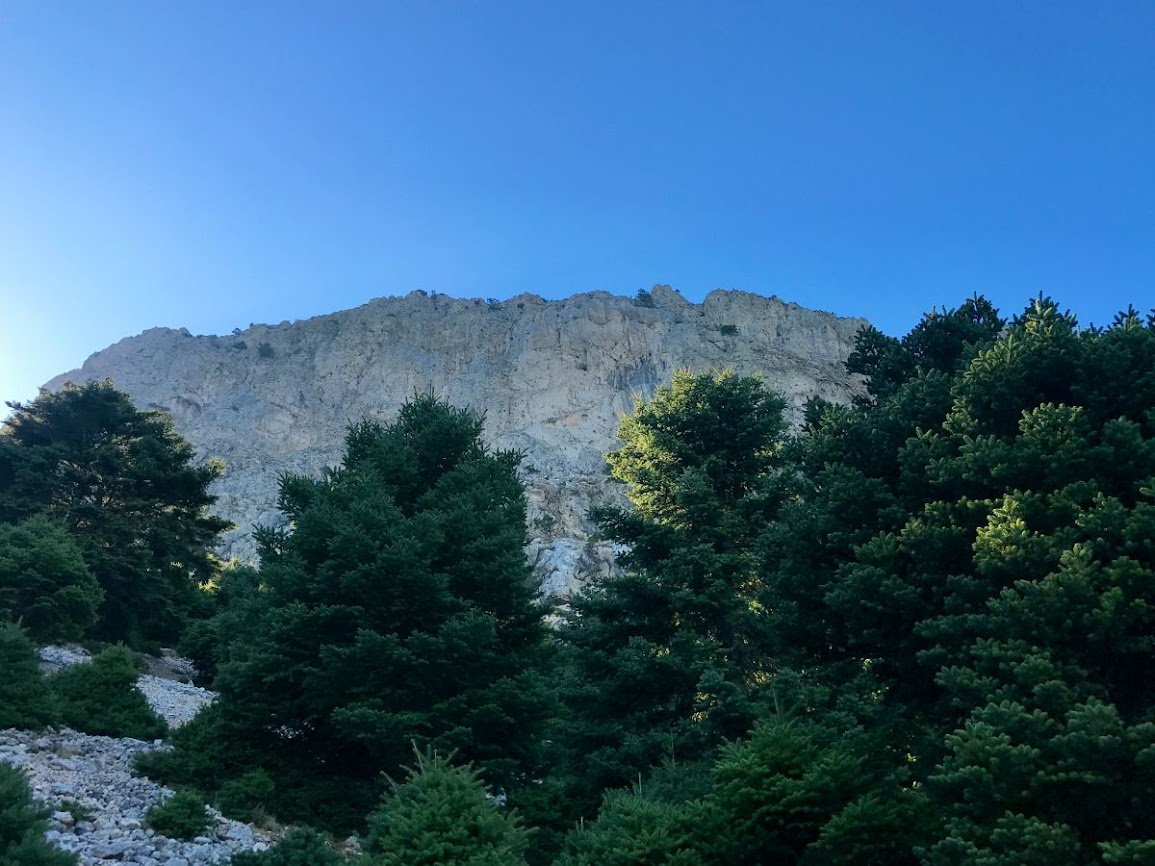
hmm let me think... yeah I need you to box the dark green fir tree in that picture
[759,298,1155,862]
[0,380,229,648]
[365,748,528,866]
[0,623,56,730]
[0,515,102,643]
[0,763,77,866]
[554,370,790,814]
[143,393,552,833]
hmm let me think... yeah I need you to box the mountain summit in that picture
[45,286,866,595]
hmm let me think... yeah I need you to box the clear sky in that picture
[2,2,1153,409]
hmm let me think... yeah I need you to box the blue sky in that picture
[2,2,1153,408]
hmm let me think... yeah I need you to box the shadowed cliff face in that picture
[44,286,867,597]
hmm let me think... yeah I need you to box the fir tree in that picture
[0,381,229,648]
[364,748,528,866]
[145,393,552,832]
[0,623,56,730]
[761,297,1155,861]
[0,763,77,866]
[554,788,705,866]
[555,370,790,813]
[704,716,935,865]
[0,516,102,643]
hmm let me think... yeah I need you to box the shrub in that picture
[0,516,103,643]
[635,289,655,308]
[132,704,221,786]
[56,800,93,825]
[365,748,529,866]
[132,701,248,791]
[719,324,738,336]
[216,769,275,823]
[48,646,168,740]
[0,623,56,730]
[0,763,77,865]
[174,619,219,686]
[555,790,706,866]
[230,828,347,866]
[257,342,276,359]
[145,790,209,840]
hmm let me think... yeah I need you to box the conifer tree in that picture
[364,749,528,866]
[0,516,102,643]
[0,623,56,730]
[555,370,789,813]
[0,381,229,648]
[0,763,77,866]
[146,393,552,832]
[703,716,935,865]
[554,788,705,866]
[762,298,1155,861]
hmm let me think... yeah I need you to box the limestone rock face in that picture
[44,287,867,597]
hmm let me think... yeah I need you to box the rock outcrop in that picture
[44,286,867,596]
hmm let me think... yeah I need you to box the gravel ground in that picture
[1,647,271,865]
[37,645,214,729]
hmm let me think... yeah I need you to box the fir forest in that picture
[5,294,1155,866]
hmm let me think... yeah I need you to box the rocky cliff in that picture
[45,286,867,596]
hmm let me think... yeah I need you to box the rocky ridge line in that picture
[45,286,867,596]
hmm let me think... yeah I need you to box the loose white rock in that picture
[3,649,257,864]
[38,646,213,729]
[1,728,272,866]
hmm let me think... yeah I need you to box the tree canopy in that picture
[548,298,1155,864]
[10,296,1155,865]
[142,392,553,833]
[755,298,1155,862]
[554,370,790,815]
[0,380,229,647]
[0,516,102,643]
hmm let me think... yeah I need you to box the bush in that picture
[0,516,103,643]
[216,769,275,823]
[145,790,209,840]
[0,623,56,730]
[56,800,93,825]
[173,619,219,686]
[365,748,529,866]
[132,702,248,791]
[230,828,347,866]
[48,646,168,740]
[555,790,705,866]
[0,762,77,865]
